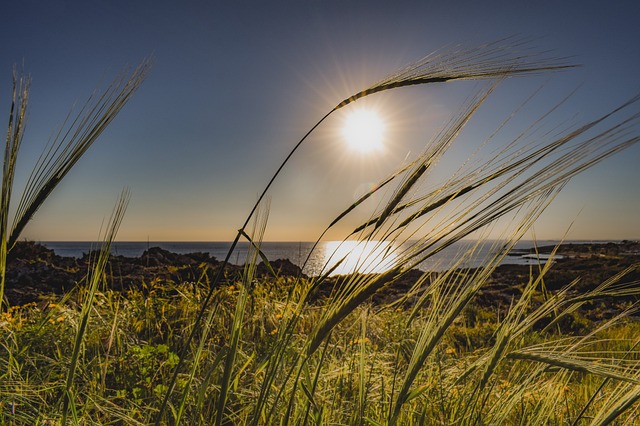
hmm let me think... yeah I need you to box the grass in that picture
[1,270,639,424]
[1,40,640,424]
[0,60,151,311]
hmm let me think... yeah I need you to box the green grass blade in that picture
[60,189,130,424]
[214,200,270,426]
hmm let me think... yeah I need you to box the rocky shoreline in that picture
[3,241,639,315]
[4,242,304,305]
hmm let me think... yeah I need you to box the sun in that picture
[341,109,385,153]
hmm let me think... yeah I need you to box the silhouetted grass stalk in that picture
[118,40,639,423]
[0,70,29,312]
[214,200,270,425]
[156,39,577,421]
[0,60,150,311]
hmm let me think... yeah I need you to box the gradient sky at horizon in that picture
[1,0,639,242]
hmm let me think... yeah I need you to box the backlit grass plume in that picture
[0,69,29,312]
[3,41,638,424]
[336,38,572,108]
[0,60,151,310]
[8,60,151,248]
[155,40,577,421]
[153,40,640,424]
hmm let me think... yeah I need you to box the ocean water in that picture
[37,239,598,276]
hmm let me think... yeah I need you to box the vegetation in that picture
[0,60,151,311]
[1,41,640,424]
[1,262,639,424]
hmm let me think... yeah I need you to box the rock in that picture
[3,242,221,305]
[3,240,639,325]
[256,258,306,278]
[139,247,213,267]
[5,242,80,305]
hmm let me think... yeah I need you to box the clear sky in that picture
[1,0,639,242]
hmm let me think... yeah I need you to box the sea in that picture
[37,239,608,277]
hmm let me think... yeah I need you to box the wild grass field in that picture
[1,41,640,425]
[2,252,640,424]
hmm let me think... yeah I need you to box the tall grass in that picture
[0,69,29,313]
[0,60,151,311]
[149,41,640,424]
[61,189,130,424]
[156,40,577,421]
[2,41,640,424]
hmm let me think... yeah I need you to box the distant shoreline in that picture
[35,239,640,277]
[35,239,631,257]
[4,240,640,307]
[35,239,628,244]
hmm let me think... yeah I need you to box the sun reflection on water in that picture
[323,240,400,276]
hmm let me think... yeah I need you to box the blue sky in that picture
[1,0,639,241]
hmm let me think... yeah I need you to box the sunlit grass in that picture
[1,272,639,424]
[2,40,640,424]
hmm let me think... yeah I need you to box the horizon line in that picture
[26,238,638,243]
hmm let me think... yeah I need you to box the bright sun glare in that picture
[341,109,385,153]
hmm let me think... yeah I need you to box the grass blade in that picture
[8,59,151,248]
[0,69,29,311]
[60,189,130,423]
